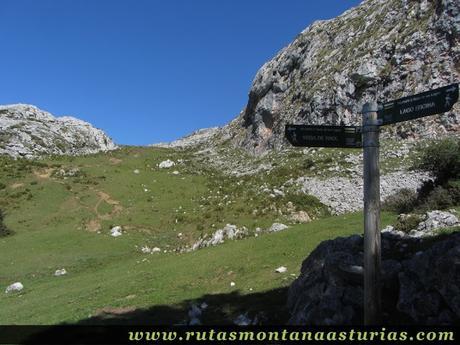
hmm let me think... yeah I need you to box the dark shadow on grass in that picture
[19,288,290,344]
[74,287,289,325]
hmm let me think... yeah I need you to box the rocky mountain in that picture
[0,104,116,158]
[163,0,459,154]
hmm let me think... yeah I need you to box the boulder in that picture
[110,226,122,237]
[275,266,287,273]
[54,268,67,277]
[186,224,249,251]
[268,223,289,232]
[289,211,311,223]
[159,160,175,169]
[288,231,460,325]
[5,282,23,294]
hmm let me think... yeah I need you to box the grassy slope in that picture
[0,146,396,324]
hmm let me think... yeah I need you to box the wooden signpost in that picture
[285,125,362,148]
[285,82,459,325]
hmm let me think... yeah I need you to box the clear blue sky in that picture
[0,0,361,145]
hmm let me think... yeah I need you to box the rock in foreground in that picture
[288,231,460,325]
[0,104,116,158]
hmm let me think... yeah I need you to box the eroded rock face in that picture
[226,0,460,153]
[287,231,460,325]
[0,104,116,158]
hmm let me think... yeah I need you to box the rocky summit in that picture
[0,104,116,158]
[177,0,459,154]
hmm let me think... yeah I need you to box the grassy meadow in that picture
[0,145,398,324]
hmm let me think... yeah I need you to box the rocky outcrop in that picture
[183,224,249,252]
[383,210,459,238]
[0,104,116,158]
[288,229,460,325]
[295,169,433,214]
[225,0,460,153]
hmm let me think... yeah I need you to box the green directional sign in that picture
[285,124,362,148]
[378,83,459,125]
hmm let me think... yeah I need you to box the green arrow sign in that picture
[285,125,362,148]
[378,83,459,125]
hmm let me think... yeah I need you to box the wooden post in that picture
[362,101,382,325]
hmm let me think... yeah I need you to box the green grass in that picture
[0,209,396,324]
[0,145,403,325]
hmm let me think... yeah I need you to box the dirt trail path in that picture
[33,168,54,179]
[33,166,124,232]
[86,189,124,231]
[94,190,123,219]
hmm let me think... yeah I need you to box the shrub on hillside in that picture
[394,214,423,233]
[0,209,12,237]
[415,137,460,183]
[418,186,455,212]
[383,188,418,214]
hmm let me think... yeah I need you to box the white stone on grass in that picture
[54,268,67,277]
[159,159,175,169]
[268,223,289,232]
[110,226,122,237]
[275,266,287,273]
[5,282,23,294]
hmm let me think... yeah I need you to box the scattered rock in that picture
[200,302,208,310]
[185,224,248,252]
[288,211,311,223]
[413,210,459,236]
[54,268,67,277]
[159,160,175,169]
[296,171,432,215]
[384,210,460,238]
[233,313,252,326]
[5,282,23,294]
[268,223,289,233]
[133,169,140,174]
[188,304,202,319]
[275,266,287,273]
[110,226,122,237]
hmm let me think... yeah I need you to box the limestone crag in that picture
[0,104,116,158]
[294,169,433,215]
[221,0,460,153]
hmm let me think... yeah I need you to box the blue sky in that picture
[0,0,361,145]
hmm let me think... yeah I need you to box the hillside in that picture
[0,104,116,158]
[0,133,451,325]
